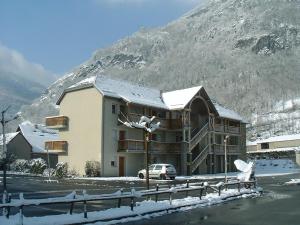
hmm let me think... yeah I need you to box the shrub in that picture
[10,159,30,173]
[55,162,68,178]
[43,168,55,177]
[85,161,101,177]
[29,158,47,174]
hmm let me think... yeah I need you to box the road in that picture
[124,173,300,225]
[0,173,299,225]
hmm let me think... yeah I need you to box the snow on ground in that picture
[284,179,300,185]
[0,188,260,225]
[72,176,141,182]
[68,159,300,182]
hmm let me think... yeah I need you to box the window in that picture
[112,104,116,114]
[119,131,126,140]
[149,165,155,170]
[155,165,162,170]
[215,134,222,144]
[111,161,115,167]
[261,143,269,149]
[229,136,239,145]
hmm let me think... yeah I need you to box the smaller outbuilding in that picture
[0,121,59,168]
[247,134,300,166]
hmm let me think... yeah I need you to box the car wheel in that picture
[160,174,166,180]
[138,173,144,179]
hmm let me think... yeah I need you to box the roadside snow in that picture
[72,176,141,182]
[285,179,300,185]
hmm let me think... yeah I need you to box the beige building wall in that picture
[269,139,300,149]
[59,87,103,176]
[247,145,257,152]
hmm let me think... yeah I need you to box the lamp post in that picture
[224,135,229,186]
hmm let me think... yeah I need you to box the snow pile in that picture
[0,188,260,225]
[285,179,300,185]
[255,159,299,176]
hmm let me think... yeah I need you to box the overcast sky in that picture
[0,0,202,76]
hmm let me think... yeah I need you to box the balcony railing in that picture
[213,144,240,154]
[118,139,181,154]
[46,116,68,129]
[214,124,240,134]
[120,113,182,130]
[45,141,68,153]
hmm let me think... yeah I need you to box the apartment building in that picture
[45,75,246,176]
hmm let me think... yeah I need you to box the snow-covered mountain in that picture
[15,0,300,135]
[248,98,300,140]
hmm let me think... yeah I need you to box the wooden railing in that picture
[118,140,145,152]
[214,124,240,134]
[118,140,181,154]
[150,142,181,154]
[214,144,240,154]
[46,116,68,129]
[45,141,68,152]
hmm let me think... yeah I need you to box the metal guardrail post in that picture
[118,188,123,208]
[218,186,221,196]
[6,193,11,219]
[155,184,159,202]
[200,188,203,200]
[83,190,87,218]
[238,183,241,192]
[130,197,134,211]
[169,191,172,205]
[19,205,23,225]
[69,194,76,215]
[186,180,189,197]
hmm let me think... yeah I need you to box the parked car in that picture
[138,164,176,180]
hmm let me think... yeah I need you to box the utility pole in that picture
[145,132,150,190]
[1,106,18,198]
[224,135,229,188]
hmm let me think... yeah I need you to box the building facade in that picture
[46,76,246,176]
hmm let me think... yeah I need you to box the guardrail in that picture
[0,180,257,225]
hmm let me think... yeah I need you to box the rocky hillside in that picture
[18,0,300,135]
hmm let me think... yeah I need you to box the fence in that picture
[0,180,257,225]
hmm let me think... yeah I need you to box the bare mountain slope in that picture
[19,0,300,134]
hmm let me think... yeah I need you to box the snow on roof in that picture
[256,133,300,144]
[94,76,168,109]
[213,102,246,122]
[62,75,244,121]
[18,121,59,153]
[0,132,19,146]
[162,86,202,110]
[248,147,300,153]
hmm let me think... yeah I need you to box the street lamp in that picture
[224,135,229,186]
[1,106,19,207]
[118,115,160,190]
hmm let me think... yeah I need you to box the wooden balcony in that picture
[118,139,181,154]
[226,126,240,134]
[46,116,68,129]
[150,142,181,154]
[214,124,240,134]
[45,141,68,153]
[118,140,145,153]
[213,144,240,154]
[122,113,182,130]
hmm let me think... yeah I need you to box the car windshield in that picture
[149,165,155,170]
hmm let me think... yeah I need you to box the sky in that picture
[0,0,202,77]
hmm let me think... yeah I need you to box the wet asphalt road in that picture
[125,173,300,225]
